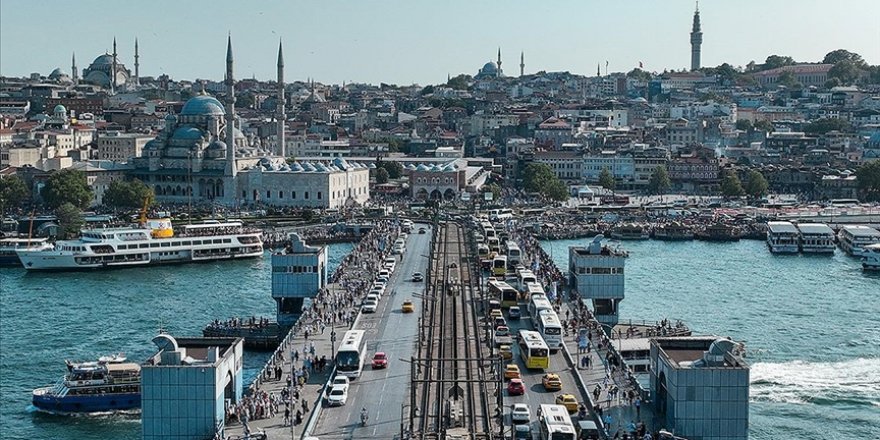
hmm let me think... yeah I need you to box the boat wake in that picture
[27,404,141,418]
[750,358,880,407]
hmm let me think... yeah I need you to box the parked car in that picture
[507,378,525,396]
[362,298,378,313]
[331,376,350,392]
[371,352,388,369]
[510,403,530,424]
[326,385,348,406]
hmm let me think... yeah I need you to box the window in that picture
[305,192,310,199]
[317,192,322,199]
[279,191,284,199]
[267,190,271,199]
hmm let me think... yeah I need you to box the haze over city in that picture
[2,0,879,84]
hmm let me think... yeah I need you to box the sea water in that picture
[0,242,352,440]
[541,238,880,440]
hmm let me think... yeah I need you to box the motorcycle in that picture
[360,410,368,426]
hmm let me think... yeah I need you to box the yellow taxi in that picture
[542,373,562,391]
[504,364,521,380]
[402,300,415,313]
[499,344,513,360]
[555,393,579,413]
[489,309,504,321]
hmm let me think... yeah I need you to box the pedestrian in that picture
[635,397,641,419]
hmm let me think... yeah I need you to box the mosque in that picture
[475,48,505,79]
[129,37,370,209]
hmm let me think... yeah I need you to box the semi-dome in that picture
[181,95,226,116]
[172,126,205,140]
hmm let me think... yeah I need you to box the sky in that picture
[1,0,878,86]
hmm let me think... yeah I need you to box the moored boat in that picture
[32,354,141,414]
[653,222,695,241]
[695,223,742,242]
[610,223,650,240]
[862,244,880,271]
[0,237,53,266]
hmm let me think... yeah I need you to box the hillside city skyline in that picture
[1,0,878,85]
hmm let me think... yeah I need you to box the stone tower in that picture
[497,47,502,74]
[690,2,703,71]
[71,52,78,84]
[111,37,118,93]
[277,40,286,158]
[134,38,140,87]
[520,51,525,77]
[225,35,237,178]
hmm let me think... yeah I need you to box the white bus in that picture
[525,282,546,299]
[528,295,554,327]
[537,309,563,351]
[516,270,539,292]
[336,330,367,378]
[487,236,501,253]
[492,254,508,277]
[504,241,522,266]
[489,208,514,221]
[538,404,576,440]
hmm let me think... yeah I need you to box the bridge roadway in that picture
[309,223,433,439]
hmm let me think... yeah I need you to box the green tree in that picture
[237,93,255,109]
[626,68,652,82]
[598,167,616,191]
[647,166,671,195]
[375,168,390,184]
[827,60,863,86]
[103,179,154,209]
[745,170,769,199]
[720,170,745,198]
[803,118,852,135]
[754,120,774,132]
[546,180,570,202]
[763,55,796,70]
[55,202,84,239]
[776,71,800,88]
[446,74,471,90]
[823,49,867,68]
[855,161,880,201]
[483,183,502,201]
[0,176,30,213]
[42,169,92,209]
[735,119,753,131]
[522,163,557,193]
[380,161,404,179]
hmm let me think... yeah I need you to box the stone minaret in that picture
[134,38,140,87]
[690,2,703,71]
[111,37,118,93]
[520,51,525,77]
[225,35,237,178]
[71,52,78,84]
[277,40,286,158]
[497,47,502,75]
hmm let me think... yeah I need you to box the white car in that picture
[331,376,350,392]
[511,403,530,424]
[379,269,391,279]
[376,274,390,283]
[327,385,348,406]
[362,297,379,313]
[384,257,397,271]
[370,287,384,299]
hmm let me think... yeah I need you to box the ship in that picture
[16,220,263,271]
[610,223,650,240]
[32,354,141,414]
[0,237,53,266]
[862,243,880,271]
[695,223,742,242]
[653,222,695,241]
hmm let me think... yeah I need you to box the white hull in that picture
[18,247,263,270]
[767,242,799,254]
[800,245,835,254]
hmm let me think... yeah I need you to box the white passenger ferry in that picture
[766,221,799,254]
[862,244,880,271]
[16,220,263,271]
[837,225,880,258]
[796,223,836,254]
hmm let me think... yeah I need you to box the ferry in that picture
[695,223,742,242]
[837,225,880,257]
[32,354,141,414]
[862,244,880,271]
[0,237,53,266]
[796,223,836,254]
[766,221,800,254]
[16,220,263,271]
[653,222,695,241]
[610,223,650,240]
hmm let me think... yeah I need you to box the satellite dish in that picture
[152,334,179,352]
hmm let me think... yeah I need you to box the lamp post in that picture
[330,330,337,363]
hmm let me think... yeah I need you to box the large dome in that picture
[172,126,206,141]
[181,95,226,116]
[91,54,116,66]
[481,62,498,74]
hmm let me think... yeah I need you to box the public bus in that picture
[477,243,490,259]
[504,241,522,267]
[528,295,554,327]
[516,270,539,292]
[525,282,546,299]
[487,237,501,253]
[492,254,508,277]
[488,279,519,308]
[537,309,563,351]
[483,226,497,239]
[336,330,367,378]
[538,404,577,440]
[518,330,550,370]
[489,208,514,221]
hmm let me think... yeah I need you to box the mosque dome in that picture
[144,139,161,150]
[53,104,67,114]
[481,62,498,75]
[208,140,226,150]
[181,95,226,116]
[49,68,66,79]
[91,54,116,66]
[172,126,205,141]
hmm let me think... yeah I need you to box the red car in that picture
[371,352,388,369]
[507,378,525,396]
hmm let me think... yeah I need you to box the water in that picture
[541,238,880,440]
[0,242,352,440]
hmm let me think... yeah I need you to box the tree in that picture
[776,71,800,88]
[823,49,867,68]
[379,161,404,179]
[42,169,92,209]
[720,170,745,198]
[522,163,557,193]
[0,176,30,213]
[856,161,880,201]
[483,183,502,201]
[598,167,616,191]
[420,85,435,95]
[735,119,753,131]
[754,120,774,132]
[103,179,154,209]
[827,60,862,86]
[626,68,652,82]
[55,202,84,239]
[546,180,570,202]
[375,168,390,184]
[803,118,852,135]
[745,170,769,199]
[763,55,796,70]
[647,166,671,195]
[446,74,471,90]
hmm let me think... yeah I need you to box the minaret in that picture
[276,40,286,158]
[497,47,502,76]
[690,2,703,71]
[134,38,140,87]
[71,52,78,84]
[597,63,601,77]
[225,35,237,178]
[520,51,525,77]
[111,37,118,94]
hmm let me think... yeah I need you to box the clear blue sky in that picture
[2,0,878,85]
